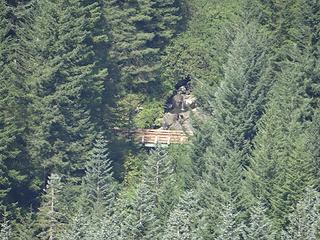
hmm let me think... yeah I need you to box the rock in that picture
[178,111,193,132]
[169,122,183,130]
[191,107,208,121]
[183,95,197,109]
[160,81,199,132]
[179,111,190,121]
[182,121,193,132]
[162,113,178,129]
[172,94,183,109]
[178,86,187,94]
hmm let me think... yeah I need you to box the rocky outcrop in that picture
[161,82,198,132]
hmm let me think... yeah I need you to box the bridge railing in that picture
[134,129,193,146]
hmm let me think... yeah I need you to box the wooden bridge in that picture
[134,129,193,147]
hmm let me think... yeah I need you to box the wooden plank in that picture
[132,128,193,146]
[134,129,193,135]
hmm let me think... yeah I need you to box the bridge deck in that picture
[134,129,193,147]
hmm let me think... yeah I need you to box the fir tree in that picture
[282,188,320,240]
[83,133,116,216]
[307,110,320,189]
[59,209,88,240]
[242,203,275,240]
[93,214,119,240]
[113,183,155,240]
[300,0,320,119]
[124,183,160,240]
[12,210,36,240]
[36,174,65,240]
[65,134,118,239]
[149,0,182,48]
[214,202,244,240]
[245,50,315,232]
[196,21,269,237]
[27,0,106,181]
[0,0,37,214]
[118,148,174,240]
[0,211,12,240]
[106,0,159,89]
[106,0,182,92]
[162,190,202,240]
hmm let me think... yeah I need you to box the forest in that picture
[0,0,320,239]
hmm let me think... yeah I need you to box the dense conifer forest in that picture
[0,0,320,239]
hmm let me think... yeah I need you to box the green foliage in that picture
[245,51,316,232]
[27,0,107,182]
[35,174,65,240]
[106,0,181,91]
[0,0,320,238]
[162,190,202,240]
[133,101,164,129]
[167,144,194,190]
[116,148,176,239]
[193,20,270,237]
[0,211,12,240]
[215,202,243,240]
[12,210,35,240]
[307,110,320,189]
[122,152,144,191]
[83,134,116,216]
[114,95,164,129]
[59,209,89,240]
[104,0,183,129]
[0,0,39,215]
[283,189,320,240]
[242,204,275,240]
[162,0,242,104]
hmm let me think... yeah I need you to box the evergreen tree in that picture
[149,0,182,48]
[245,50,315,232]
[193,19,269,173]
[282,189,320,240]
[299,1,320,121]
[252,0,320,114]
[103,0,183,132]
[12,210,35,240]
[242,203,275,240]
[0,0,38,214]
[92,214,119,240]
[59,209,88,240]
[78,0,109,121]
[59,134,117,239]
[83,133,116,216]
[116,183,158,240]
[162,190,202,240]
[27,0,107,181]
[105,0,159,90]
[195,21,269,237]
[106,0,181,91]
[36,174,65,240]
[140,184,163,240]
[199,150,244,239]
[118,148,174,240]
[142,148,176,217]
[307,110,320,189]
[161,0,241,105]
[1,0,320,238]
[215,202,243,240]
[0,211,12,240]
[206,21,269,163]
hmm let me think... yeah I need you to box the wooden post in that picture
[167,136,171,145]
